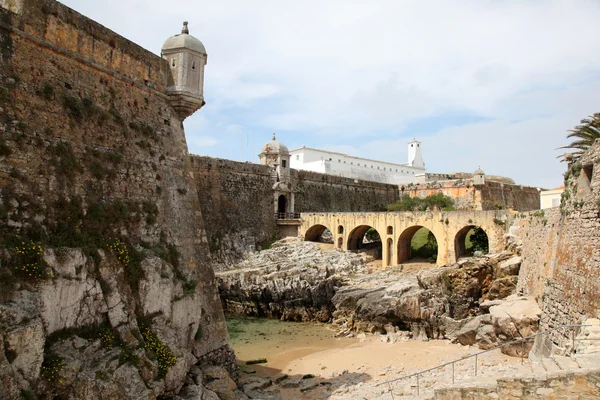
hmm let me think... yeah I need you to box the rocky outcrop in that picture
[216,238,367,322]
[218,239,533,351]
[453,296,541,355]
[0,247,236,400]
[331,252,526,341]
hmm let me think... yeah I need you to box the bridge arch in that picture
[347,225,383,260]
[304,224,332,242]
[397,226,439,264]
[454,225,489,259]
[347,225,379,250]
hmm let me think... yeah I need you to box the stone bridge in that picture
[299,211,512,267]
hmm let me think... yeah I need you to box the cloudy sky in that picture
[62,0,600,188]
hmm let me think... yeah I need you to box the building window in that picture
[338,226,344,234]
[371,165,373,168]
[329,158,332,161]
[296,155,300,160]
[350,162,353,165]
[338,159,341,162]
[281,160,287,168]
[171,59,176,67]
[344,161,346,163]
[192,61,196,70]
[377,166,380,169]
[387,226,393,235]
[411,144,414,147]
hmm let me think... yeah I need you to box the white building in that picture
[289,139,426,185]
[540,186,564,209]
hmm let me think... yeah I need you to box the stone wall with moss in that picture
[190,156,278,269]
[510,207,561,303]
[538,139,600,346]
[510,139,600,350]
[0,0,230,398]
[190,156,400,269]
[293,169,399,213]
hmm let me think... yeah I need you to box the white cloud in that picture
[61,0,600,186]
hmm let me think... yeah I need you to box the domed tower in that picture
[473,167,485,185]
[161,22,208,120]
[259,133,290,182]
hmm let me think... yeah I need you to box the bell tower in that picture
[408,138,425,168]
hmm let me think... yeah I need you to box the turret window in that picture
[171,59,175,67]
[282,160,287,168]
[192,61,196,70]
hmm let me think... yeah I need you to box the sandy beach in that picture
[229,317,529,399]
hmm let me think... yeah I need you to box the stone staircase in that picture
[428,345,600,399]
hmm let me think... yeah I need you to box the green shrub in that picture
[109,106,124,125]
[469,227,489,253]
[411,229,438,261]
[41,352,66,384]
[141,328,177,377]
[387,193,455,212]
[570,162,583,177]
[95,370,109,381]
[118,344,139,367]
[51,141,82,179]
[20,390,38,400]
[37,82,54,100]
[365,228,380,242]
[63,95,83,121]
[12,241,51,281]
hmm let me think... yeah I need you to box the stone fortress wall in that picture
[191,155,399,267]
[406,178,540,211]
[510,139,600,349]
[0,0,230,396]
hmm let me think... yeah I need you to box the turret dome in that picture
[261,133,289,155]
[474,167,485,175]
[161,21,208,120]
[161,21,206,55]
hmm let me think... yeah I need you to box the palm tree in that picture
[558,113,600,162]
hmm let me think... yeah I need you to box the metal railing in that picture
[275,212,301,220]
[377,323,591,398]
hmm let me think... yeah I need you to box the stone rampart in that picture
[1,0,170,93]
[407,180,540,211]
[0,0,230,396]
[293,168,399,212]
[510,140,600,350]
[190,156,277,267]
[512,208,561,301]
[190,157,399,267]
